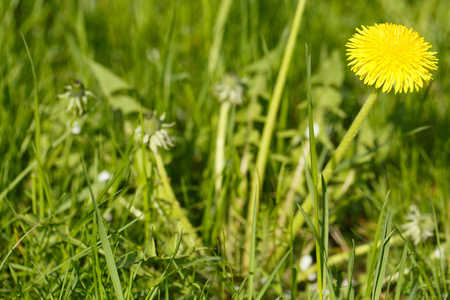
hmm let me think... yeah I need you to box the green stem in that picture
[215,101,231,194]
[207,0,233,76]
[153,152,199,248]
[21,32,47,219]
[244,0,307,270]
[321,89,378,182]
[306,49,323,300]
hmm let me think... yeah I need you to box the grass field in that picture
[1,0,449,299]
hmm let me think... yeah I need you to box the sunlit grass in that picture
[1,0,449,299]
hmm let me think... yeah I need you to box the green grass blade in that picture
[321,175,329,293]
[306,44,323,300]
[82,160,124,300]
[372,210,392,300]
[0,216,50,273]
[256,248,292,300]
[394,244,409,300]
[296,203,322,250]
[24,214,143,293]
[245,0,307,268]
[347,240,356,300]
[364,191,390,297]
[247,187,258,300]
[432,201,448,295]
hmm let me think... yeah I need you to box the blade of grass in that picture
[20,32,49,219]
[247,186,258,300]
[244,0,307,269]
[23,214,143,293]
[82,160,124,300]
[0,215,50,273]
[347,240,356,300]
[432,201,448,295]
[394,244,409,300]
[364,191,390,298]
[255,248,292,300]
[321,175,329,295]
[207,0,234,76]
[372,210,392,300]
[306,44,323,300]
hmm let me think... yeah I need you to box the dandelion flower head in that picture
[346,23,438,93]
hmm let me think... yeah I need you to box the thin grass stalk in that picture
[306,49,324,300]
[244,0,307,270]
[364,192,390,298]
[83,161,124,300]
[394,244,409,300]
[432,201,448,295]
[372,211,392,300]
[20,32,47,220]
[208,0,234,76]
[247,187,258,300]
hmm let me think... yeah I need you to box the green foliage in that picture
[1,0,449,299]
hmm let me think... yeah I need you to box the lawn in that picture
[1,0,449,299]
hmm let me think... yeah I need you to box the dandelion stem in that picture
[321,89,378,182]
[153,152,199,248]
[215,101,231,195]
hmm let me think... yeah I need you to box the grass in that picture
[1,0,450,299]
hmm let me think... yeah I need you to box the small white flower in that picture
[401,205,435,245]
[146,48,160,63]
[307,272,318,281]
[98,170,112,182]
[213,73,246,105]
[58,80,95,115]
[67,120,82,135]
[300,255,313,271]
[434,246,445,259]
[305,123,320,139]
[135,111,175,154]
[105,212,113,222]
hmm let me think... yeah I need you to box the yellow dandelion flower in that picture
[346,23,438,94]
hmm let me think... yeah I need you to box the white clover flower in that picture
[213,73,246,105]
[58,80,95,115]
[401,205,435,245]
[135,111,175,154]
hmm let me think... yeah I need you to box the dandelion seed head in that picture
[58,80,95,115]
[401,205,435,245]
[213,73,246,105]
[135,111,175,154]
